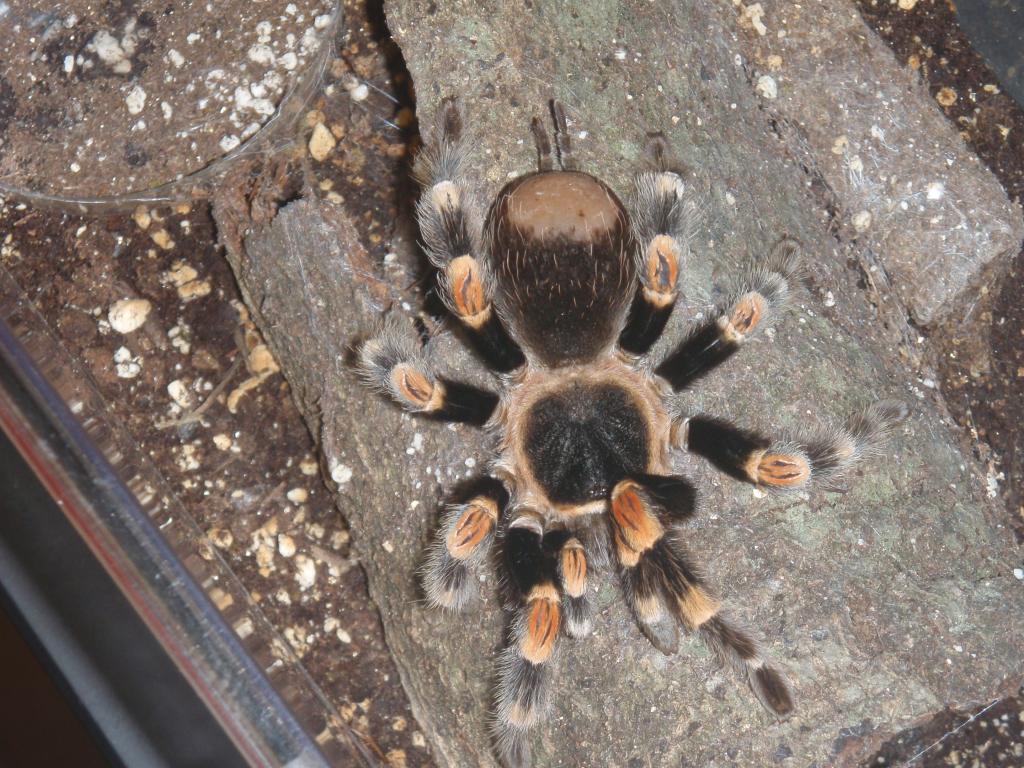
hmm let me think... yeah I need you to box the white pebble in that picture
[249,98,276,116]
[91,30,126,68]
[125,85,147,115]
[279,52,298,71]
[294,555,316,589]
[219,134,241,152]
[108,298,151,333]
[1013,568,1023,580]
[113,346,141,378]
[233,85,253,110]
[755,74,777,100]
[926,181,945,201]
[286,487,308,504]
[167,48,185,68]
[247,44,275,66]
[278,534,297,558]
[852,210,872,232]
[331,462,353,485]
[167,379,192,408]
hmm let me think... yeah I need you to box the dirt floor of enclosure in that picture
[0,0,1021,766]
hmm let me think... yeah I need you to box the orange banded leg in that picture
[609,476,704,654]
[620,133,700,355]
[679,399,908,490]
[493,512,562,768]
[421,477,509,611]
[607,477,793,716]
[681,416,809,489]
[655,239,800,389]
[547,531,591,638]
[357,326,498,426]
[414,98,524,372]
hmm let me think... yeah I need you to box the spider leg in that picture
[607,476,793,715]
[415,98,525,372]
[357,322,498,426]
[544,528,592,638]
[677,400,908,490]
[608,474,696,654]
[421,476,510,610]
[654,238,800,389]
[619,133,701,355]
[493,511,562,768]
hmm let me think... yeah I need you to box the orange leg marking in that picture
[756,452,811,488]
[391,363,445,412]
[445,256,491,328]
[675,584,720,630]
[521,589,561,664]
[446,496,499,560]
[642,235,681,308]
[725,291,768,340]
[610,480,664,566]
[559,539,587,598]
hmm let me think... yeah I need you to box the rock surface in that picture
[730,0,1023,326]
[214,1,1024,766]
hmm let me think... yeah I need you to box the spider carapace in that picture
[358,98,905,768]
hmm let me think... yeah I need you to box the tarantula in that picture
[358,99,904,767]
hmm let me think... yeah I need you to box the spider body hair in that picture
[356,98,907,768]
[489,170,635,367]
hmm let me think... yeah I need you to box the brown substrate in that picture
[0,0,429,764]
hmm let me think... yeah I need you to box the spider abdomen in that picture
[523,381,648,506]
[488,171,635,367]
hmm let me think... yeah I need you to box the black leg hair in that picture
[357,321,499,426]
[414,98,525,372]
[607,478,793,715]
[700,612,794,715]
[421,476,510,610]
[550,100,577,171]
[678,400,908,490]
[607,475,696,654]
[493,511,562,768]
[655,238,800,389]
[619,133,702,355]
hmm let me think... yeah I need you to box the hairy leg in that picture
[655,238,799,389]
[415,97,525,371]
